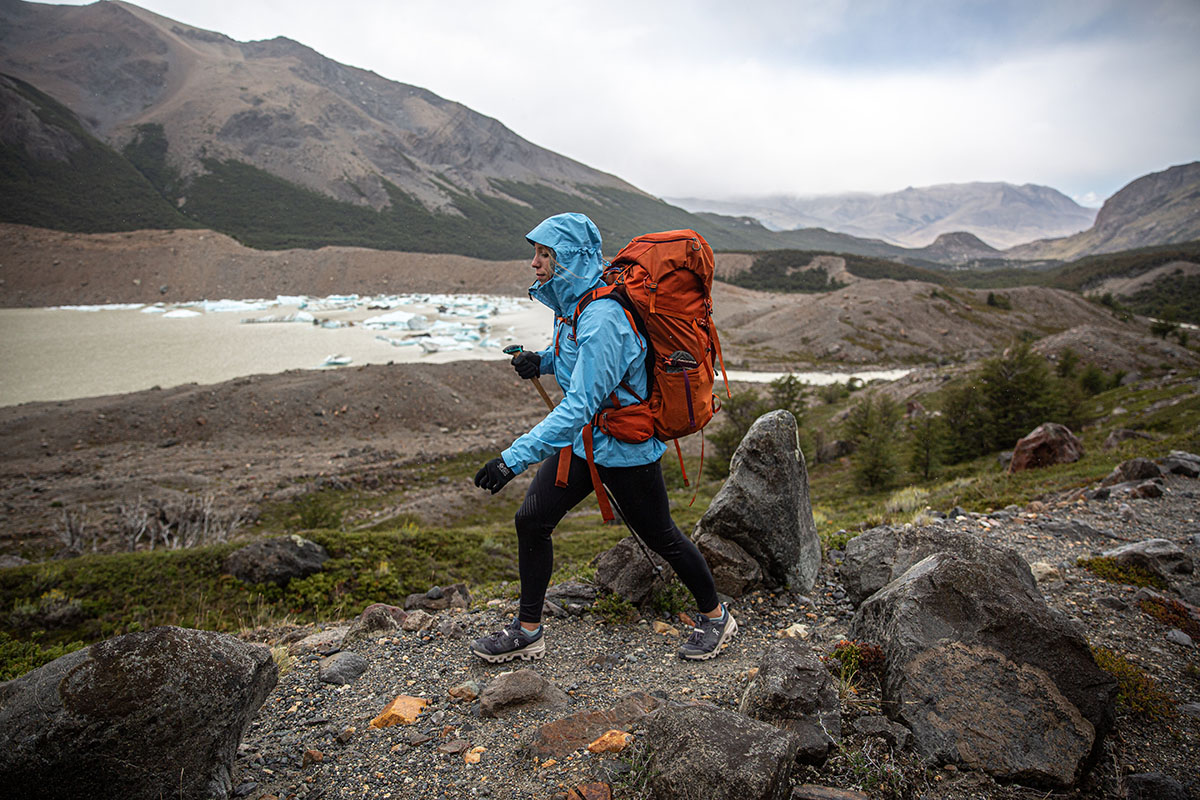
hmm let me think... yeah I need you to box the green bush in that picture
[0,631,86,682]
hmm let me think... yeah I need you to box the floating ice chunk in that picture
[375,335,419,347]
[55,303,145,312]
[240,311,315,324]
[276,295,307,306]
[362,310,430,330]
[162,309,202,319]
[140,305,167,314]
[321,354,352,366]
[202,299,273,313]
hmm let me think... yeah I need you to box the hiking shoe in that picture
[677,605,737,661]
[470,618,545,663]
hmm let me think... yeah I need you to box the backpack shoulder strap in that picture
[572,285,651,363]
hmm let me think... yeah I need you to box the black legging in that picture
[514,452,719,623]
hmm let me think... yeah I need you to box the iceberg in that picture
[201,298,274,313]
[162,309,202,319]
[321,354,352,366]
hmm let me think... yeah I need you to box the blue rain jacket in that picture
[501,213,666,473]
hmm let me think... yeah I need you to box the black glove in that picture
[474,457,515,494]
[511,351,541,380]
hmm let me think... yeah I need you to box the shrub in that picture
[0,631,86,681]
[1092,646,1176,720]
[1077,556,1167,589]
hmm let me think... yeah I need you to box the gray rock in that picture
[1103,429,1154,449]
[402,609,435,631]
[694,410,821,593]
[840,523,1036,606]
[896,641,1094,787]
[223,534,328,586]
[592,535,675,606]
[851,551,1116,781]
[0,554,31,569]
[644,702,800,800]
[544,580,598,613]
[1102,538,1193,580]
[738,639,840,764]
[318,651,368,685]
[479,669,569,718]
[1165,629,1194,648]
[436,617,466,639]
[1130,480,1164,499]
[0,626,276,800]
[1159,450,1200,478]
[341,603,407,648]
[815,438,856,463]
[1100,457,1163,487]
[404,582,470,611]
[1126,772,1189,800]
[695,530,763,597]
[850,715,911,750]
[1178,702,1200,720]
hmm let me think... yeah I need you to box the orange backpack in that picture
[555,229,730,520]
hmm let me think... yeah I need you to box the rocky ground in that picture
[222,473,1200,800]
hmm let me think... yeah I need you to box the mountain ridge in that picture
[668,181,1098,249]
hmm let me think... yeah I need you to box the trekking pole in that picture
[503,345,555,410]
[505,346,665,585]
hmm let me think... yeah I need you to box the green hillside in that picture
[0,75,197,233]
[725,249,953,293]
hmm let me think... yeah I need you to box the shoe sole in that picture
[471,638,546,663]
[678,615,738,661]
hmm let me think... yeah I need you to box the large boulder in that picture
[592,535,675,607]
[644,703,800,800]
[0,626,276,800]
[1007,422,1084,473]
[1100,457,1163,487]
[839,523,1036,606]
[694,410,821,593]
[851,553,1117,784]
[1102,538,1194,581]
[223,534,328,586]
[738,639,840,765]
[898,642,1094,787]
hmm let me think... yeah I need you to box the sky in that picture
[56,0,1200,206]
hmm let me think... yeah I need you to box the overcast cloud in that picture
[57,0,1200,205]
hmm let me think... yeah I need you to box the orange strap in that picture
[581,424,615,522]
[674,439,689,487]
[555,445,571,488]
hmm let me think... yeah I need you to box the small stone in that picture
[369,695,429,728]
[781,623,810,639]
[301,749,323,768]
[233,781,258,797]
[318,650,368,685]
[402,609,435,631]
[651,621,679,636]
[587,730,633,754]
[438,738,469,754]
[464,745,486,764]
[336,726,356,743]
[448,680,481,702]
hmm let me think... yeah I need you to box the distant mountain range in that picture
[667,183,1098,249]
[0,0,1196,265]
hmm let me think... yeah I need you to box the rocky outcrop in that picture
[592,535,675,607]
[738,639,840,764]
[643,703,800,800]
[223,534,328,586]
[851,551,1117,785]
[694,410,821,593]
[340,602,408,649]
[404,583,471,612]
[1007,422,1084,473]
[1102,538,1194,582]
[0,626,276,800]
[839,523,1035,606]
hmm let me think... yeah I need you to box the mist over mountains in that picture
[0,0,1196,264]
[668,183,1098,250]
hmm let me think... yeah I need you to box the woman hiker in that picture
[471,212,735,663]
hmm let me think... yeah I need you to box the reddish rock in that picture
[528,691,662,758]
[1007,423,1084,473]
